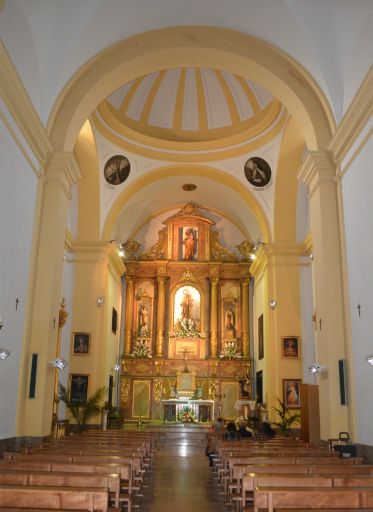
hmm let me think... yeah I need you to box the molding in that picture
[0,40,52,165]
[300,232,313,255]
[297,151,336,200]
[328,66,373,164]
[65,229,76,252]
[46,151,83,199]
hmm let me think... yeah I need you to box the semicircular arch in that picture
[48,26,335,152]
[101,164,271,243]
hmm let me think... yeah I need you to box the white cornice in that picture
[0,40,52,166]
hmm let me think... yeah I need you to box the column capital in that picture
[210,277,219,286]
[297,151,336,198]
[45,151,82,199]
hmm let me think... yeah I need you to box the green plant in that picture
[272,398,300,435]
[58,382,106,432]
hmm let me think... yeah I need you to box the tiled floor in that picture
[138,432,228,512]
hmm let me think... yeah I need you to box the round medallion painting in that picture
[244,157,271,187]
[104,155,130,185]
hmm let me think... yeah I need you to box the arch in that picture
[48,26,335,152]
[101,164,271,243]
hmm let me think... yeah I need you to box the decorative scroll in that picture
[141,227,167,260]
[210,230,237,261]
[122,239,142,259]
[208,379,219,400]
[236,240,254,260]
[120,376,130,403]
[153,378,163,404]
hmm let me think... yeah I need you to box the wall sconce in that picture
[366,355,373,366]
[269,299,277,310]
[97,296,105,307]
[308,363,327,374]
[0,348,11,360]
[49,358,68,370]
[118,244,125,258]
[113,362,121,372]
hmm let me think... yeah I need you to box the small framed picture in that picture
[283,379,301,409]
[70,374,89,402]
[281,336,300,358]
[72,332,90,355]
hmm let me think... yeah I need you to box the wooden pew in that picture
[0,470,121,508]
[254,486,373,512]
[0,485,109,512]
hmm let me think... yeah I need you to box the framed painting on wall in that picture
[283,379,301,409]
[258,314,264,360]
[70,374,89,402]
[72,332,90,355]
[281,336,300,358]
[112,307,118,334]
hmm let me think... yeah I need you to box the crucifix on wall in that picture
[178,347,192,373]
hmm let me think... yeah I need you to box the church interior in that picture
[1,0,373,510]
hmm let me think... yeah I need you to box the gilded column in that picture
[210,277,219,357]
[156,276,166,357]
[124,276,135,355]
[241,277,250,358]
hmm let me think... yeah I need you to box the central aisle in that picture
[139,429,228,512]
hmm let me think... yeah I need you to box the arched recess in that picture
[48,26,335,153]
[101,164,271,243]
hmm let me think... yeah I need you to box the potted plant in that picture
[58,382,106,432]
[272,398,300,435]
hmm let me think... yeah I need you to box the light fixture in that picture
[269,299,277,310]
[250,252,257,261]
[366,355,373,366]
[49,358,68,370]
[308,363,327,374]
[97,296,105,307]
[309,253,314,261]
[118,244,125,258]
[113,363,121,372]
[256,238,267,247]
[0,348,11,360]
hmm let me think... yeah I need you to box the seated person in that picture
[238,425,253,438]
[212,417,224,434]
[223,421,240,440]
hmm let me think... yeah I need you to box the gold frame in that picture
[71,332,91,355]
[281,336,300,359]
[69,374,89,402]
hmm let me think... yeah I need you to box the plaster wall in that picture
[0,115,38,439]
[253,274,266,401]
[341,131,373,446]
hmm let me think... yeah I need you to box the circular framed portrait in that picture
[244,157,271,187]
[104,155,130,185]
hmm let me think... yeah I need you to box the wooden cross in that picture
[357,304,361,317]
[312,310,317,330]
[15,297,20,311]
[319,318,322,331]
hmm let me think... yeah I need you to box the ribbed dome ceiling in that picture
[97,67,281,144]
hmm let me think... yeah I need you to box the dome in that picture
[95,67,282,149]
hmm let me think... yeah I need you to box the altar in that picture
[161,399,215,423]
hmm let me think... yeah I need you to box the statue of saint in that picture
[225,307,235,330]
[139,304,149,335]
[183,228,197,260]
[181,289,193,321]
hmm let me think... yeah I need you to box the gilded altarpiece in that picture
[120,203,253,422]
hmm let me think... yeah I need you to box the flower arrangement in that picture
[132,339,152,358]
[220,340,241,360]
[178,405,196,423]
[173,318,201,338]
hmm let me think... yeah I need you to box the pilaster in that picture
[298,150,349,439]
[156,276,166,357]
[209,277,219,357]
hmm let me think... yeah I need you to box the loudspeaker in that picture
[29,353,38,398]
[339,359,347,405]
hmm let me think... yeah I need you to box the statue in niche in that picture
[138,304,149,337]
[225,307,235,331]
[141,227,167,260]
[183,227,197,260]
[210,230,237,261]
[181,288,194,322]
[174,286,201,337]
